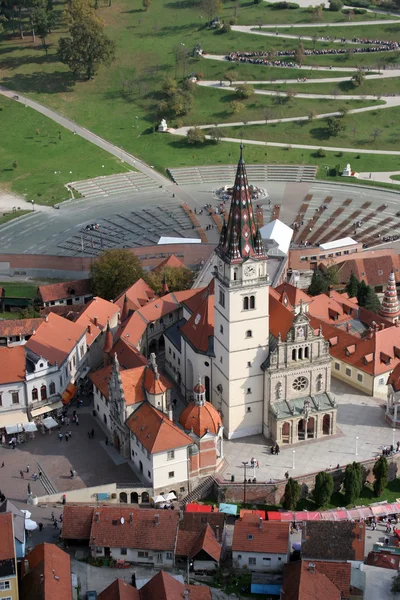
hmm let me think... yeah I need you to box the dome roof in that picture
[193,382,206,394]
[179,401,222,438]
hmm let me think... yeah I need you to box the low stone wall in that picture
[36,483,152,505]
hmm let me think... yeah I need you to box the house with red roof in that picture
[38,278,93,307]
[20,543,73,600]
[0,346,29,430]
[75,296,120,368]
[98,571,212,600]
[0,513,18,600]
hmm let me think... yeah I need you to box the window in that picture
[148,471,151,478]
[0,582,10,590]
[247,407,252,413]
[169,314,173,321]
[345,368,352,377]
[292,349,297,361]
[169,348,171,355]
[263,557,272,561]
[166,552,173,559]
[248,557,256,565]
[167,450,175,460]
[49,382,56,395]
[304,347,309,359]
[32,388,38,401]
[247,362,251,368]
[168,471,175,478]
[173,352,175,359]
[248,534,253,540]
[178,358,180,365]
[138,551,149,558]
[243,296,249,311]
[204,361,210,367]
[0,395,2,406]
[379,377,385,385]
[40,385,47,401]
[247,388,252,394]
[220,325,223,334]
[335,362,340,371]
[150,323,154,332]
[12,392,19,404]
[180,487,185,493]
[250,295,255,309]
[59,376,63,387]
[237,554,242,559]
[246,330,252,338]
[97,405,99,411]
[357,373,363,382]
[121,548,127,555]
[378,269,383,275]
[219,289,225,308]
[292,376,308,392]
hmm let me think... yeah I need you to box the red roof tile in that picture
[153,255,188,271]
[307,292,358,324]
[75,297,120,347]
[232,518,289,554]
[388,362,400,391]
[89,507,179,551]
[25,312,86,366]
[140,571,212,600]
[144,367,173,395]
[98,578,140,600]
[275,283,311,307]
[180,400,222,438]
[189,523,221,562]
[303,560,351,597]
[61,506,94,539]
[269,294,294,341]
[0,513,15,561]
[38,278,92,303]
[21,543,72,600]
[0,317,45,339]
[115,279,157,312]
[110,339,148,370]
[366,551,400,569]
[337,251,400,287]
[126,403,192,453]
[281,561,341,600]
[180,287,214,354]
[0,346,26,384]
[90,366,146,406]
[181,281,215,315]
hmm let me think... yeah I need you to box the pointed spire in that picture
[103,321,113,364]
[162,273,169,296]
[254,227,265,256]
[216,145,262,264]
[379,269,400,322]
[121,294,129,322]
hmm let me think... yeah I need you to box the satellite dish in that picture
[120,517,125,525]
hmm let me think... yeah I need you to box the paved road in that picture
[233,20,400,33]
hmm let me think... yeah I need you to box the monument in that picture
[158,119,168,133]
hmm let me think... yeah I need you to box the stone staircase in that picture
[168,164,317,186]
[69,172,158,198]
[36,462,58,495]
[179,475,215,509]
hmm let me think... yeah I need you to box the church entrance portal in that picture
[297,419,306,441]
[282,422,290,443]
[323,414,331,435]
[307,417,315,439]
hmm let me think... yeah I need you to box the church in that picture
[165,147,337,444]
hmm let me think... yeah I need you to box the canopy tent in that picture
[219,503,238,516]
[153,495,166,504]
[0,412,28,428]
[186,504,212,513]
[24,422,37,433]
[165,492,177,501]
[42,417,58,429]
[21,510,32,519]
[266,512,282,521]
[5,424,25,434]
[24,519,38,531]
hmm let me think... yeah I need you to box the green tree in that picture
[373,455,388,497]
[346,272,360,298]
[145,266,194,295]
[295,42,305,66]
[356,279,368,306]
[314,471,334,508]
[283,478,300,510]
[343,462,363,505]
[324,264,340,287]
[186,127,206,144]
[142,0,151,9]
[201,0,223,23]
[209,126,226,144]
[224,72,237,87]
[363,286,381,313]
[230,100,245,114]
[329,0,343,10]
[31,0,55,56]
[352,69,366,88]
[235,84,254,99]
[308,270,328,296]
[327,117,345,137]
[161,76,178,97]
[90,249,144,301]
[58,14,116,79]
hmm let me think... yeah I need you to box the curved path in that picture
[233,20,400,34]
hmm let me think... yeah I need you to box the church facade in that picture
[164,147,337,444]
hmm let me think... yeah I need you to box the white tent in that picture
[5,424,24,434]
[24,423,38,433]
[260,219,293,255]
[42,417,58,429]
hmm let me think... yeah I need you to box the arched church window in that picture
[305,346,309,359]
[316,374,323,392]
[298,348,303,360]
[243,296,249,311]
[276,382,283,400]
[32,387,38,401]
[292,349,297,361]
[250,296,255,309]
[246,330,252,338]
[233,269,238,281]
[292,376,308,392]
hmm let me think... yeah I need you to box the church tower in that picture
[212,146,270,439]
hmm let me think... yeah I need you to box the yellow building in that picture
[0,513,19,600]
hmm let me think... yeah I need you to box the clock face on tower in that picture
[244,265,256,277]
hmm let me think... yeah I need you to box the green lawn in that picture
[0,96,130,206]
[214,105,400,151]
[0,209,31,224]
[0,281,39,298]
[253,75,400,96]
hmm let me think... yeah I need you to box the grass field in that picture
[0,281,39,298]
[0,209,31,224]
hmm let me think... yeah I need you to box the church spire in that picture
[216,145,263,263]
[379,269,400,322]
[162,273,169,296]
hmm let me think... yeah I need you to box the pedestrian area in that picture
[222,379,392,483]
[69,172,159,199]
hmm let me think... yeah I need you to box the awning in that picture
[219,503,238,516]
[5,424,25,434]
[31,401,63,417]
[267,512,282,521]
[0,412,29,428]
[240,509,266,520]
[186,504,212,513]
[62,383,77,406]
[24,422,37,433]
[42,416,58,429]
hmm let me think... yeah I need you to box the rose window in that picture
[292,376,308,392]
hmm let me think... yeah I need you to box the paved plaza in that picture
[221,378,393,483]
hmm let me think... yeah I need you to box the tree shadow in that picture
[309,126,330,140]
[164,0,200,8]
[1,70,76,94]
[0,53,60,69]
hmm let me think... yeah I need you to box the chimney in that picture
[381,323,385,330]
[215,524,220,542]
[96,511,100,523]
[308,562,315,573]
[87,324,91,335]
[40,574,44,584]
[130,512,133,524]
[154,514,159,526]
[93,316,98,326]
[367,327,374,340]
[183,591,189,600]
[259,517,263,529]
[328,286,333,299]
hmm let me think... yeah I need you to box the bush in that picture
[329,0,343,9]
[270,1,300,8]
[221,23,231,33]
[229,17,237,24]
[316,148,326,157]
[187,127,206,144]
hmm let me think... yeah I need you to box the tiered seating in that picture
[167,164,317,185]
[69,172,158,198]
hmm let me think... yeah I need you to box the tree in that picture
[329,0,343,10]
[346,272,360,298]
[371,128,383,143]
[58,16,116,79]
[363,286,381,313]
[224,72,237,87]
[235,84,254,99]
[31,0,55,55]
[209,126,226,143]
[295,42,305,66]
[326,117,345,137]
[343,462,363,505]
[283,478,300,510]
[142,0,151,9]
[314,471,334,508]
[90,249,144,301]
[308,270,328,296]
[200,0,222,24]
[352,69,365,88]
[161,76,178,97]
[145,266,194,295]
[230,100,245,114]
[356,279,368,306]
[324,264,340,287]
[373,455,388,497]
[186,127,206,144]
[65,0,93,25]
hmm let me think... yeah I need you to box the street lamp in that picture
[242,461,249,506]
[393,428,396,448]
[31,200,34,212]
[292,450,295,469]
[135,116,139,129]
[356,436,359,456]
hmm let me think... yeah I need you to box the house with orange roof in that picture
[75,296,120,368]
[115,278,157,315]
[0,317,45,347]
[153,254,188,272]
[20,543,72,600]
[281,560,346,600]
[38,278,92,307]
[0,513,18,600]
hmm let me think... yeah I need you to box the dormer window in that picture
[329,337,338,347]
[248,534,253,540]
[345,345,356,356]
[381,352,391,365]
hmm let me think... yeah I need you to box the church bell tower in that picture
[212,146,270,439]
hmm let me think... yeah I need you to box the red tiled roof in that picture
[281,561,341,600]
[25,312,86,366]
[180,286,214,354]
[89,507,179,551]
[110,339,148,370]
[98,578,140,600]
[388,362,400,391]
[307,292,358,324]
[180,400,222,438]
[38,278,92,303]
[269,294,294,341]
[90,365,146,406]
[0,317,45,338]
[140,571,211,600]
[153,255,188,271]
[0,512,15,561]
[126,402,192,453]
[189,523,221,562]
[61,506,94,540]
[40,305,83,319]
[366,551,400,570]
[181,281,214,315]
[232,517,289,554]
[75,297,120,347]
[0,345,25,384]
[303,560,351,598]
[115,279,157,312]
[275,283,311,307]
[144,367,173,395]
[21,543,72,600]
[337,251,400,287]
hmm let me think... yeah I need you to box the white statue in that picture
[342,163,352,177]
[158,119,168,133]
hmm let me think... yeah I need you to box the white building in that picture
[0,346,28,430]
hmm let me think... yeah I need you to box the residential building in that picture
[335,249,400,292]
[0,318,45,347]
[98,571,212,600]
[176,520,222,573]
[38,278,92,307]
[281,560,352,600]
[366,551,400,570]
[0,513,18,600]
[0,346,28,430]
[301,521,365,562]
[20,543,72,600]
[289,237,362,272]
[0,500,25,560]
[232,514,290,572]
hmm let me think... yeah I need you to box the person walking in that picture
[51,511,55,522]
[58,432,63,442]
[53,519,58,529]
[39,522,44,532]
[20,470,24,479]
[75,416,79,426]
[26,465,30,473]
[1,462,4,468]
[27,483,31,495]
[275,443,280,455]
[33,473,38,481]
[65,432,69,442]
[68,430,72,438]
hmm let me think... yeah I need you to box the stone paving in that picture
[221,378,393,483]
